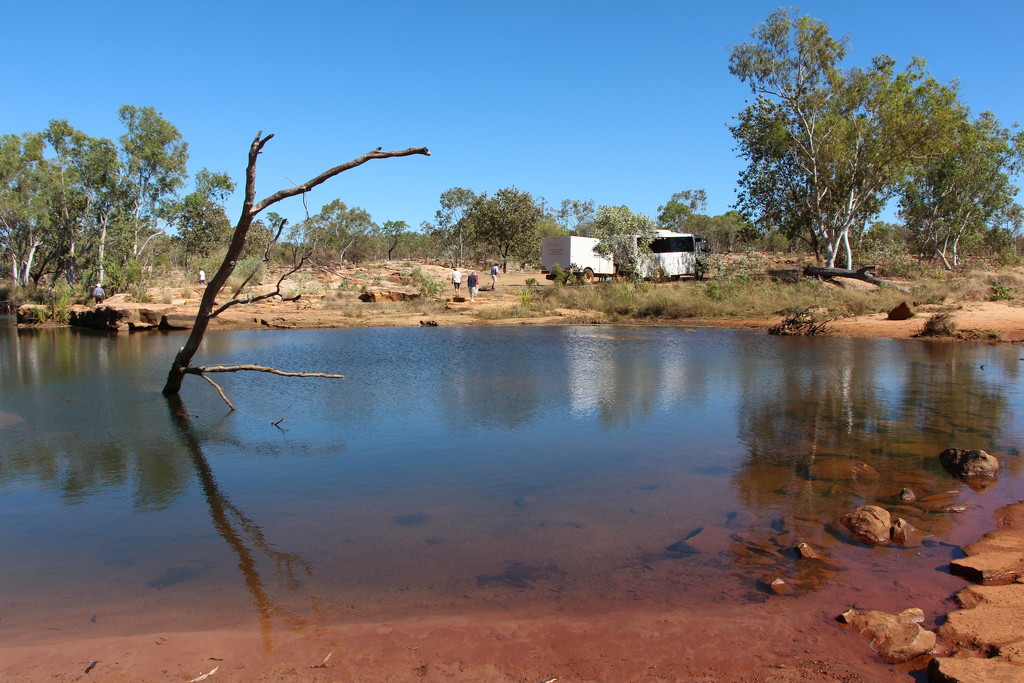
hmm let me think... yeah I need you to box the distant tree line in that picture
[4,11,1023,301]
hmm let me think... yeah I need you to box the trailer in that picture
[540,236,616,282]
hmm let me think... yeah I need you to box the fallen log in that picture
[803,265,910,294]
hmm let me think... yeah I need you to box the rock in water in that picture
[939,448,1000,479]
[837,505,892,546]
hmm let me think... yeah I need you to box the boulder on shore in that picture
[887,301,916,320]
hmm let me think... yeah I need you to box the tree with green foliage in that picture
[309,199,376,266]
[591,205,655,280]
[729,8,961,268]
[117,105,189,261]
[899,111,1024,269]
[555,198,596,235]
[432,187,477,266]
[657,189,707,232]
[172,169,235,263]
[469,187,543,272]
[0,132,50,285]
[379,219,409,260]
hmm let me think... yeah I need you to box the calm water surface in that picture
[1,319,1022,644]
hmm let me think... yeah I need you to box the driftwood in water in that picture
[803,265,910,293]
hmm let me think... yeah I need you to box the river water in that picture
[1,319,1022,650]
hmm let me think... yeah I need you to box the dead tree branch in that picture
[198,374,236,411]
[162,135,429,396]
[185,365,346,379]
[803,265,910,293]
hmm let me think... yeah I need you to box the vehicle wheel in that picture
[583,267,595,283]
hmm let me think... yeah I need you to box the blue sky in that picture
[3,1,1022,232]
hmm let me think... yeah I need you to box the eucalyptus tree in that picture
[657,189,707,232]
[899,111,1024,269]
[309,199,376,266]
[433,187,478,265]
[40,120,92,285]
[467,187,543,272]
[379,219,409,260]
[729,8,960,268]
[117,105,188,261]
[0,132,49,285]
[555,198,596,235]
[172,168,236,263]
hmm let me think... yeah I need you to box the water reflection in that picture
[2,322,1023,638]
[166,395,315,646]
[729,335,1023,591]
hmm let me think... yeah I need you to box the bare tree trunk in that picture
[162,134,428,395]
[804,265,910,293]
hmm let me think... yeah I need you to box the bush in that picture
[916,313,958,338]
[990,282,1015,301]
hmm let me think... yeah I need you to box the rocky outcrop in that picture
[837,607,935,663]
[930,500,1024,680]
[69,302,181,331]
[358,289,420,302]
[939,448,1000,480]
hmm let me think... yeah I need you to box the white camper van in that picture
[541,230,709,281]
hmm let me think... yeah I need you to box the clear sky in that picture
[3,1,1022,232]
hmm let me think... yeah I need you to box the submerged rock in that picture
[837,607,935,664]
[890,518,923,547]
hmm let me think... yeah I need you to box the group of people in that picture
[450,264,500,302]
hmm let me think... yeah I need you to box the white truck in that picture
[540,236,615,283]
[541,231,709,282]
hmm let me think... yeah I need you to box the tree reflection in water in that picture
[166,395,316,647]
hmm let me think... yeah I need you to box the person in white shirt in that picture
[451,267,462,295]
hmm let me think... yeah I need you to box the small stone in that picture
[891,518,923,547]
[795,542,820,560]
[898,487,917,502]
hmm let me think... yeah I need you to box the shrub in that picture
[916,313,957,338]
[990,282,1015,301]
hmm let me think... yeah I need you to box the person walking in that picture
[198,269,206,286]
[91,283,105,305]
[490,263,499,290]
[468,271,479,302]
[451,267,462,296]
